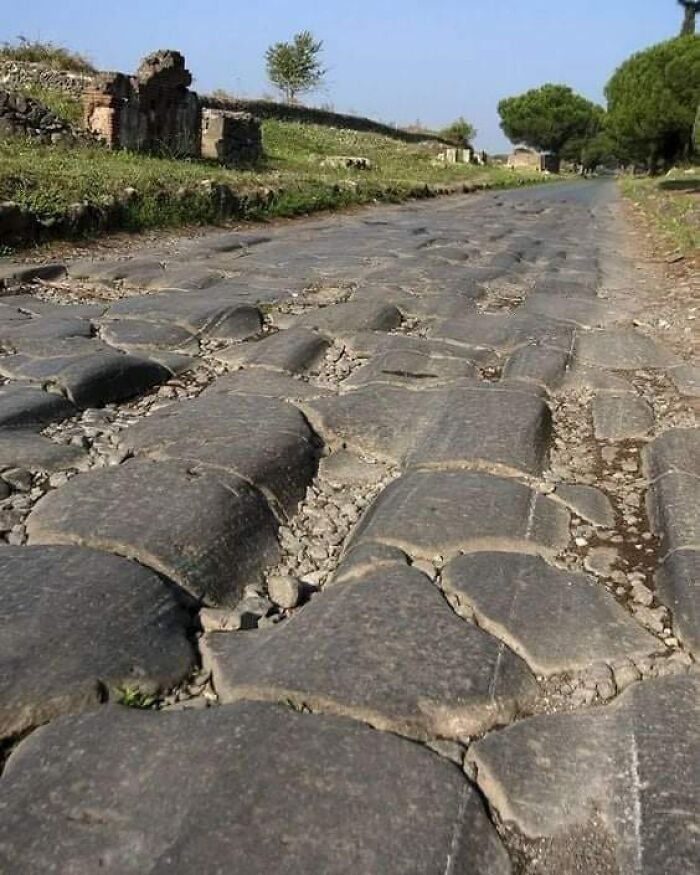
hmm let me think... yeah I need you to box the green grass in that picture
[619,168,699,255]
[11,84,83,126]
[0,118,549,244]
[115,687,160,710]
[0,37,94,73]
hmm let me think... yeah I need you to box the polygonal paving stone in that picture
[204,564,537,739]
[344,349,477,388]
[553,483,615,528]
[655,549,700,653]
[642,427,700,480]
[0,431,86,472]
[442,552,661,675]
[0,385,75,429]
[668,363,700,399]
[468,674,699,875]
[294,300,403,335]
[119,392,319,515]
[0,702,512,875]
[501,345,570,389]
[0,546,195,740]
[26,460,279,606]
[646,472,700,555]
[215,326,329,374]
[209,369,333,401]
[430,312,574,355]
[307,383,551,477]
[350,470,571,560]
[521,292,622,328]
[575,329,678,370]
[592,393,654,441]
[100,319,200,353]
[561,364,635,394]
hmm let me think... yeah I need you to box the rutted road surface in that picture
[0,182,697,874]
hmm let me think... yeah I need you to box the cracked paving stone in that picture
[575,328,679,370]
[25,459,280,607]
[119,392,319,516]
[655,549,700,653]
[553,483,616,528]
[214,326,329,374]
[0,701,511,875]
[442,552,661,676]
[203,564,537,740]
[468,674,699,875]
[592,393,654,441]
[349,470,571,561]
[344,349,478,388]
[0,546,196,739]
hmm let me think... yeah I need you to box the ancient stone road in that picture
[0,182,697,873]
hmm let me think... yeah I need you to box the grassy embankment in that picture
[619,168,699,257]
[1,100,546,243]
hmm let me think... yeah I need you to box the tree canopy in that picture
[265,31,326,103]
[439,117,477,146]
[605,35,700,169]
[497,84,603,156]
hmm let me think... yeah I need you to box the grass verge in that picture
[618,169,699,256]
[1,118,550,246]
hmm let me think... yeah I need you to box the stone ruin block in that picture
[201,110,262,167]
[83,50,200,158]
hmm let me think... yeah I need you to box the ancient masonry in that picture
[83,49,262,164]
[0,183,697,873]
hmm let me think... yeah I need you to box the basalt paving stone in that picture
[430,312,574,355]
[0,546,195,740]
[350,471,571,560]
[560,364,635,394]
[344,349,478,388]
[26,460,280,607]
[553,483,615,528]
[0,702,512,875]
[140,266,227,291]
[668,363,700,399]
[0,431,86,472]
[646,472,700,555]
[318,450,391,488]
[180,230,271,255]
[592,393,654,441]
[0,385,75,429]
[332,542,410,583]
[501,345,570,389]
[642,427,700,480]
[307,383,551,477]
[655,549,700,653]
[99,319,200,354]
[0,351,169,408]
[575,328,679,370]
[215,327,329,374]
[204,565,537,740]
[521,293,622,328]
[68,257,167,285]
[293,301,403,335]
[468,674,699,875]
[119,393,319,516]
[0,295,105,320]
[209,369,333,401]
[1,335,112,360]
[340,330,485,363]
[442,552,660,675]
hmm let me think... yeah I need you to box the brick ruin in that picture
[83,50,262,166]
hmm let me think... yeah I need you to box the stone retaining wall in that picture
[0,60,93,98]
[0,89,78,144]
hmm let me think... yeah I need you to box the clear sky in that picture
[4,1,685,151]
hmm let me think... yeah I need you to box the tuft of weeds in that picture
[115,686,160,710]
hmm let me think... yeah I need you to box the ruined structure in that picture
[83,50,201,158]
[507,145,560,173]
[201,109,263,166]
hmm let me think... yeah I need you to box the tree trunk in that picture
[680,3,698,36]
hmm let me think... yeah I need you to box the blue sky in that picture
[4,1,683,151]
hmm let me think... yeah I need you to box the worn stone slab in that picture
[655,549,699,654]
[642,427,700,481]
[318,450,390,488]
[308,383,551,477]
[592,393,654,441]
[0,385,75,429]
[431,312,574,354]
[575,329,678,370]
[333,542,409,583]
[553,483,615,527]
[100,319,200,353]
[0,351,169,408]
[442,552,660,675]
[26,460,280,606]
[521,292,622,328]
[205,564,536,739]
[293,300,403,335]
[210,369,333,401]
[0,546,195,739]
[501,345,570,389]
[340,330,484,363]
[468,674,699,875]
[350,470,571,560]
[0,702,511,875]
[561,364,635,394]
[0,431,86,472]
[119,392,319,515]
[215,327,329,374]
[344,349,477,388]
[668,363,700,399]
[68,256,167,285]
[646,471,700,555]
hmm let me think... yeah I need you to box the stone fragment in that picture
[554,483,615,527]
[583,546,620,577]
[0,546,195,739]
[215,327,329,374]
[350,470,571,560]
[468,674,699,875]
[592,393,654,441]
[442,552,660,675]
[26,460,280,607]
[204,565,536,740]
[267,574,303,610]
[655,550,699,653]
[0,702,511,874]
[0,385,75,429]
[575,328,678,370]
